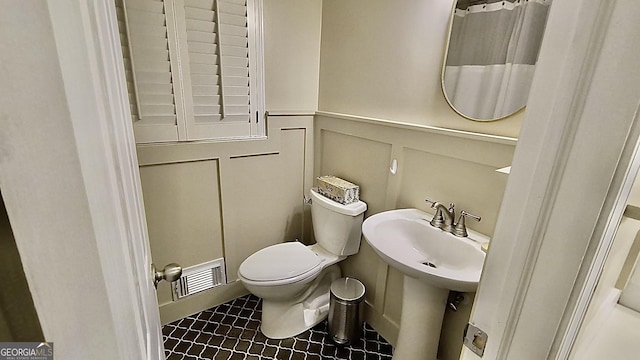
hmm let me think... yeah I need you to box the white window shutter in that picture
[116,0,182,142]
[178,0,253,140]
[116,0,263,142]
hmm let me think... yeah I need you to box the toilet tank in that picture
[310,188,367,256]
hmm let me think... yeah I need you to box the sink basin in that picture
[362,208,487,292]
[362,208,489,360]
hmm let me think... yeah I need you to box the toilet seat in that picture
[239,242,323,286]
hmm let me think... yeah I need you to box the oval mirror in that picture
[442,0,552,121]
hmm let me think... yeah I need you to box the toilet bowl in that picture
[238,188,367,339]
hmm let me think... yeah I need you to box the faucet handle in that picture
[460,210,480,222]
[453,210,481,237]
[425,198,453,211]
[425,198,438,208]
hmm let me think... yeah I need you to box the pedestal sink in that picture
[362,208,488,360]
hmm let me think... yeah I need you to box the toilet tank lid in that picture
[238,242,322,282]
[310,188,367,216]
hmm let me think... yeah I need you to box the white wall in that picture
[264,0,322,112]
[570,216,640,358]
[316,1,522,357]
[571,174,640,358]
[319,0,524,138]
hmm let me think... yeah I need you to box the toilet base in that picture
[260,265,341,339]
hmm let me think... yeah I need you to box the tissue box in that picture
[316,175,360,205]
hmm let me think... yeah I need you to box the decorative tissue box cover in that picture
[316,175,360,205]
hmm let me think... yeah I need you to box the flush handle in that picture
[152,263,182,288]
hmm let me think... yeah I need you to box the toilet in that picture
[238,188,367,339]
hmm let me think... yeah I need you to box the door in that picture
[461,0,640,359]
[0,1,164,359]
[47,0,167,358]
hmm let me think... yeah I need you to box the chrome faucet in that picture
[425,198,481,237]
[425,200,456,232]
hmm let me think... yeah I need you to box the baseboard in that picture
[160,281,401,345]
[571,288,621,358]
[363,300,400,346]
[159,280,249,325]
[619,282,640,311]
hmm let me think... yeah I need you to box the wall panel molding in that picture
[316,111,518,145]
[138,116,314,324]
[315,113,516,358]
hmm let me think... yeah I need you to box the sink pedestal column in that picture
[392,276,449,360]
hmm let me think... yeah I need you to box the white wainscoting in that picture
[136,115,314,324]
[314,113,516,359]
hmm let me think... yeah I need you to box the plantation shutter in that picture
[116,0,185,142]
[116,0,262,143]
[178,0,252,140]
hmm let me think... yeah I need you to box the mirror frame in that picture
[440,0,527,122]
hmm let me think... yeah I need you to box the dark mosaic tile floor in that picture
[163,294,394,359]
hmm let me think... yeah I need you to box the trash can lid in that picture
[331,277,365,301]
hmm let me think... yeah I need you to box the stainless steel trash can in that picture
[328,277,365,346]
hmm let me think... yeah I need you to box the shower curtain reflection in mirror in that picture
[443,0,551,121]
